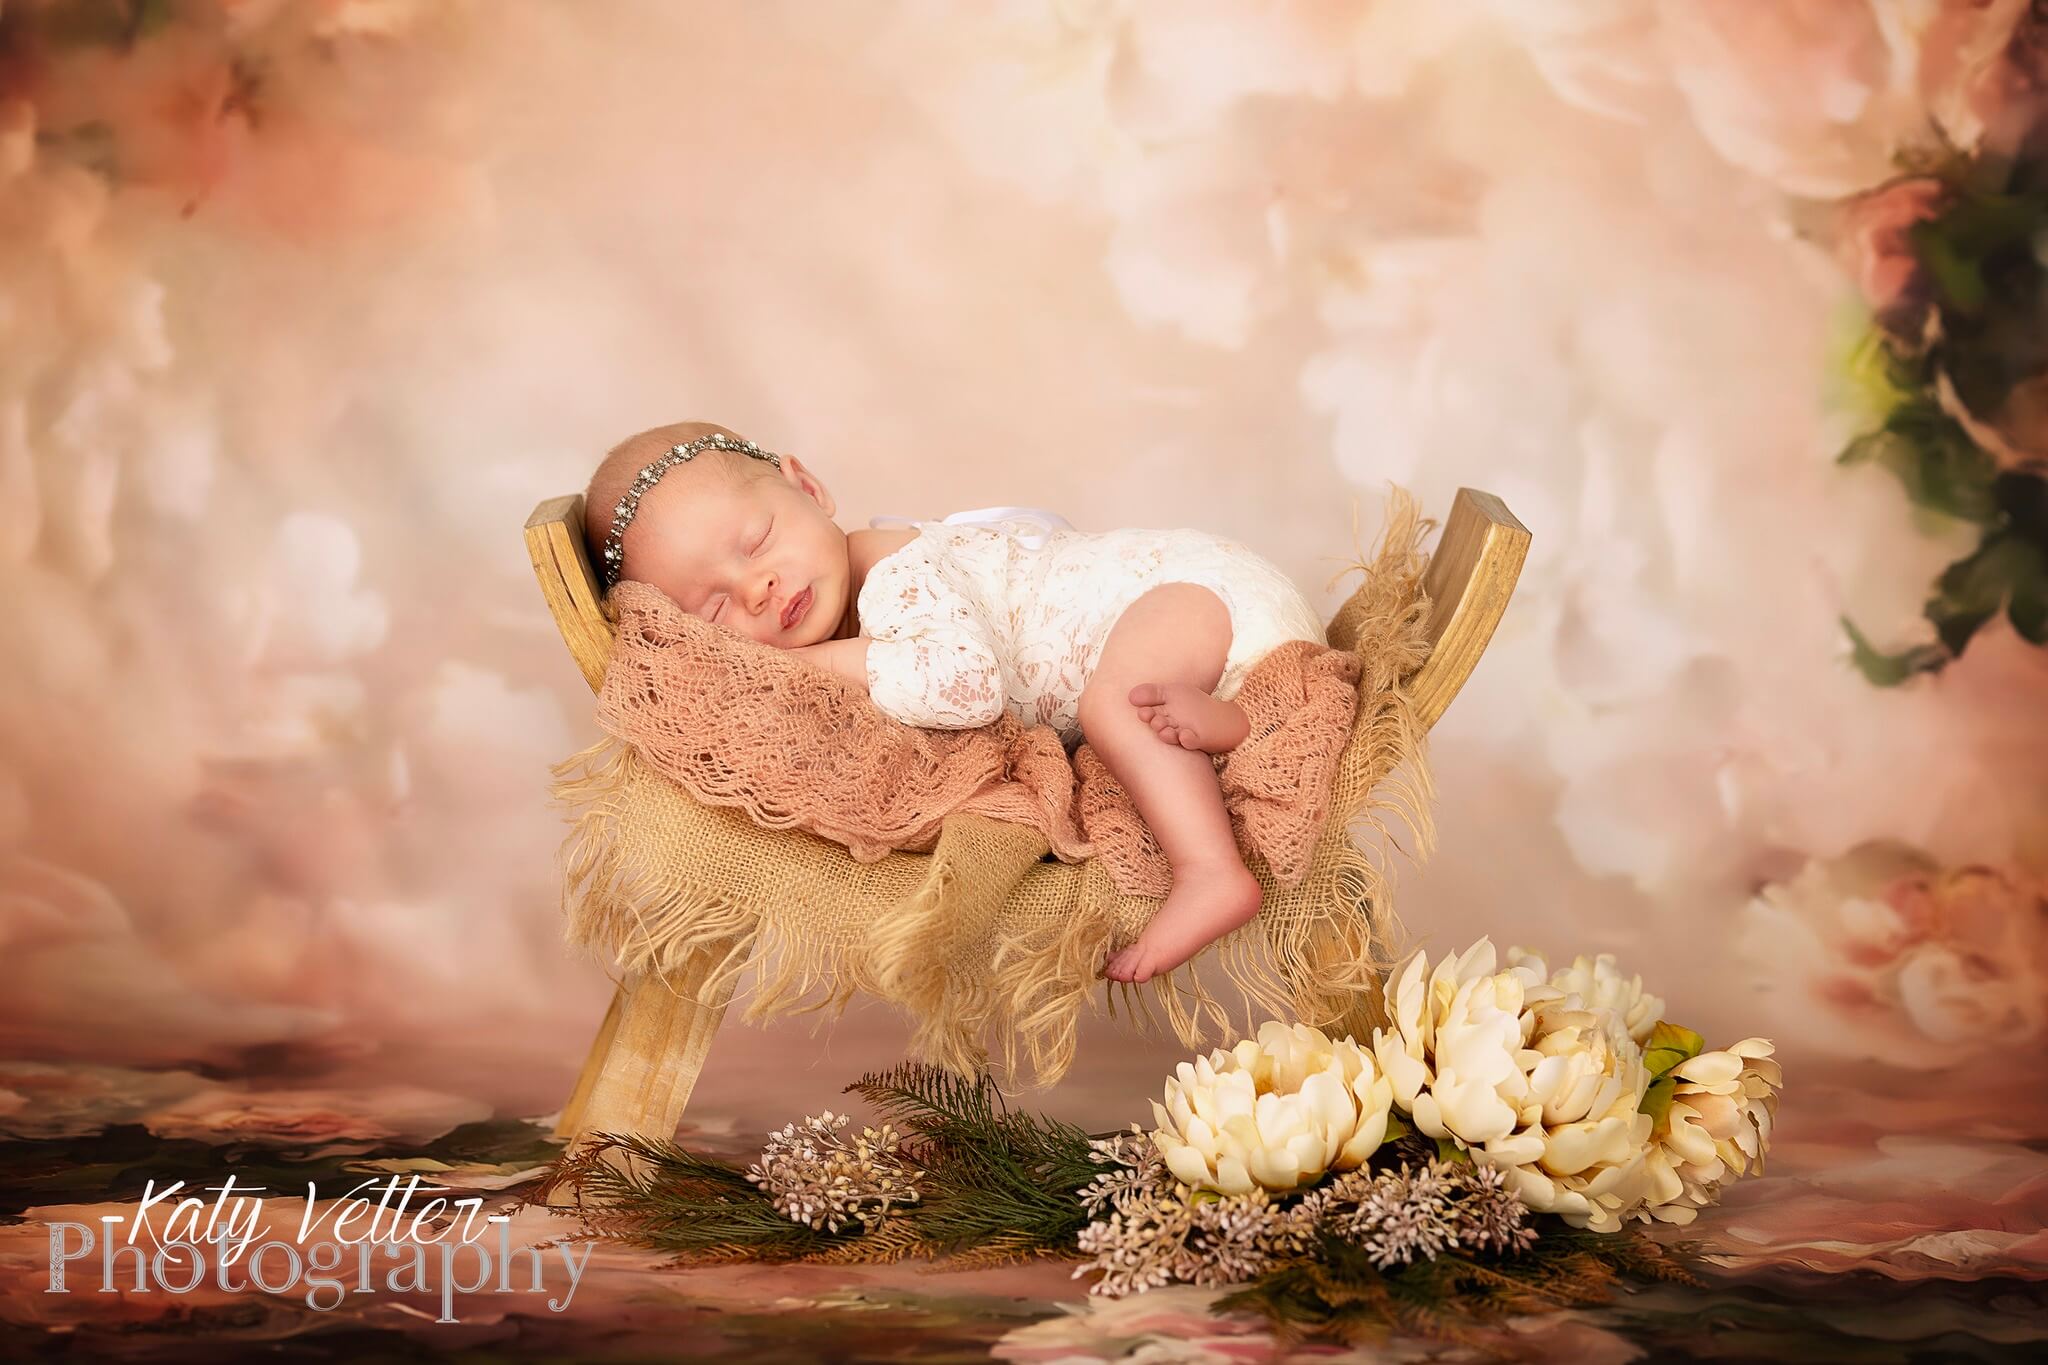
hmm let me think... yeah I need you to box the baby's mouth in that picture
[782,586,811,630]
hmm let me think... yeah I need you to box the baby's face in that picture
[623,454,852,647]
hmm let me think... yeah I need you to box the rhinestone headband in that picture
[598,433,782,590]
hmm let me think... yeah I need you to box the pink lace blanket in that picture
[593,580,1362,895]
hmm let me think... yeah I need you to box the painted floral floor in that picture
[1,1057,2043,1363]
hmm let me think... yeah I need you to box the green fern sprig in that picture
[840,1062,1108,1253]
[541,1130,823,1259]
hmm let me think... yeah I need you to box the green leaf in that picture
[1834,321,1922,413]
[1998,470,2048,542]
[1382,1111,1412,1143]
[1928,530,2046,654]
[1909,190,2048,320]
[1433,1137,1472,1166]
[1640,1076,1677,1129]
[134,0,175,39]
[1911,218,1988,315]
[1840,615,1951,686]
[39,0,170,48]
[2012,578,2048,644]
[1999,474,2048,643]
[1835,398,2001,524]
[1641,1021,1706,1081]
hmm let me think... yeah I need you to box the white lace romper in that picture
[858,506,1328,746]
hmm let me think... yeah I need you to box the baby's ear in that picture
[781,453,836,518]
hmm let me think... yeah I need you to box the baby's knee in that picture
[1135,582,1231,641]
[1103,582,1232,673]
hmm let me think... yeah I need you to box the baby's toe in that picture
[1178,730,1202,750]
[1129,683,1166,707]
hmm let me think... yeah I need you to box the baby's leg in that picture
[1080,583,1261,984]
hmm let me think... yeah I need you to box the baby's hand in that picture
[791,635,873,692]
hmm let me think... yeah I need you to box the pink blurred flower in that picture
[141,1082,488,1148]
[0,1061,211,1141]
[1631,0,1920,196]
[1737,841,2048,1069]
[0,851,336,1067]
[1918,0,2047,169]
[1835,176,1949,343]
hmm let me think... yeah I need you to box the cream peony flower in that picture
[1506,945,1667,1046]
[1389,937,1663,1232]
[1477,1000,1657,1235]
[1635,1038,1783,1226]
[1370,937,1545,1163]
[1147,1020,1395,1196]
[1347,936,1783,1232]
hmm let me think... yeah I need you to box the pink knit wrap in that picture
[592,580,1363,894]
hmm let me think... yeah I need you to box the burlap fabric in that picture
[547,487,1437,1089]
[584,580,1364,897]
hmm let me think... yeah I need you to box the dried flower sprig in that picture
[1450,1160,1543,1257]
[743,1109,926,1233]
[1072,1149,1537,1295]
[1077,1122,1170,1218]
[1072,1182,1317,1298]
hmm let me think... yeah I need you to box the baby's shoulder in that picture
[850,525,922,566]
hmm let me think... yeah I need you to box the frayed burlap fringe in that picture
[547,485,1437,1091]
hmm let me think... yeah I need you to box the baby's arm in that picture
[791,636,872,692]
[854,542,1008,729]
[865,622,1007,729]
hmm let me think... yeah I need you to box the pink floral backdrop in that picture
[3,0,2044,1161]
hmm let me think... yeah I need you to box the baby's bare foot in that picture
[1128,682,1250,754]
[1102,860,1262,984]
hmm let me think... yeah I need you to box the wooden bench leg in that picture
[554,983,626,1141]
[548,936,748,1207]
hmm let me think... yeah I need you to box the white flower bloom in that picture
[1479,1001,1657,1234]
[1148,1020,1395,1196]
[1635,1038,1783,1226]
[1378,938,1663,1233]
[1372,937,1529,1107]
[1370,937,1553,1165]
[1507,945,1667,1045]
[1405,969,1538,1152]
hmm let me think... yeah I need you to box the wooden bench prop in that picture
[524,487,1529,1176]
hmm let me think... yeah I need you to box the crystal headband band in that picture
[598,433,782,590]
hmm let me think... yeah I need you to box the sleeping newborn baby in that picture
[584,421,1329,985]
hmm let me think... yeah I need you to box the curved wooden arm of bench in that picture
[525,486,1533,727]
[525,494,614,696]
[1402,488,1531,731]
